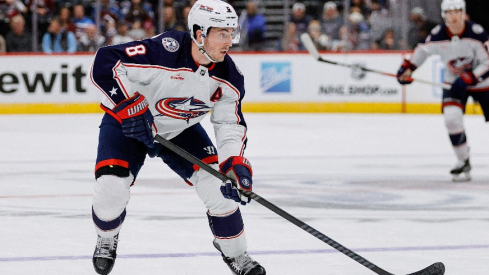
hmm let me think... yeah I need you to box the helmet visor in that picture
[207,26,241,44]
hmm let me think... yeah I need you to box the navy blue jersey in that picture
[91,31,248,161]
[410,21,489,91]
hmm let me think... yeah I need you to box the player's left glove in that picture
[219,156,253,205]
[450,70,479,94]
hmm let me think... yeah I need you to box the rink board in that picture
[0,52,482,115]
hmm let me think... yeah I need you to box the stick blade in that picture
[406,262,445,275]
[300,33,320,60]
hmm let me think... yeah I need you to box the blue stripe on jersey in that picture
[207,208,244,239]
[92,207,126,231]
[449,132,467,146]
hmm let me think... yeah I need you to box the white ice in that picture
[0,113,488,275]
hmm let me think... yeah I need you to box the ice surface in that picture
[0,113,488,274]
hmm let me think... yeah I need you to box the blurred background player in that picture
[397,0,489,181]
[89,0,266,274]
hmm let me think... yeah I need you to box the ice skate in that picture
[214,240,266,275]
[92,234,118,275]
[450,159,471,182]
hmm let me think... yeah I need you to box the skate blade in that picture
[452,172,471,182]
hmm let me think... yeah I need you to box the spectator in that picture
[408,7,437,49]
[127,19,145,40]
[0,33,5,52]
[367,0,391,44]
[174,5,190,32]
[162,6,178,31]
[307,19,330,50]
[26,0,57,40]
[72,3,95,40]
[59,6,76,34]
[320,1,343,40]
[331,25,348,51]
[41,17,77,54]
[350,0,370,18]
[92,0,121,23]
[242,1,266,51]
[0,0,27,37]
[142,18,155,38]
[343,9,371,51]
[0,0,27,16]
[276,22,301,51]
[5,14,32,52]
[77,23,105,52]
[91,0,121,36]
[111,21,133,45]
[162,0,185,24]
[373,28,401,50]
[122,0,154,24]
[289,2,311,37]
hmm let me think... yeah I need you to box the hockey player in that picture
[397,0,489,181]
[90,0,266,274]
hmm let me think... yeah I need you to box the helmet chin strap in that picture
[191,35,217,64]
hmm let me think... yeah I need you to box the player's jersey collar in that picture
[445,21,467,38]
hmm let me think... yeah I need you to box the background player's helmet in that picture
[441,0,466,20]
[187,0,240,44]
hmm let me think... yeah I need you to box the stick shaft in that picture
[154,134,392,275]
[299,33,451,90]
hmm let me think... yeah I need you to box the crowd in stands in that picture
[0,0,194,53]
[0,0,440,54]
[272,0,439,52]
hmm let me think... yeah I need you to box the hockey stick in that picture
[154,134,445,275]
[299,33,452,90]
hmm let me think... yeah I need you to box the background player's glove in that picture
[396,59,417,85]
[449,70,478,97]
[219,156,253,205]
[112,92,155,148]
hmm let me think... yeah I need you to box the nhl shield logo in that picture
[162,37,179,52]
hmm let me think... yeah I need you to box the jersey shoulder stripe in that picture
[427,21,488,44]
[427,24,450,42]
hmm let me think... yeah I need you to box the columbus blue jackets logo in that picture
[448,56,473,74]
[155,97,211,121]
[162,37,179,52]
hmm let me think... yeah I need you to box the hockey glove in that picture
[219,156,253,205]
[396,59,417,85]
[111,92,155,148]
[450,70,478,97]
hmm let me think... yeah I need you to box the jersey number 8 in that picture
[125,45,147,57]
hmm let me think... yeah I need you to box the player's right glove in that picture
[396,59,417,85]
[219,156,253,205]
[109,92,155,148]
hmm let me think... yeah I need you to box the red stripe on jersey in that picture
[100,104,122,123]
[207,207,238,217]
[214,229,244,240]
[442,101,464,110]
[95,159,129,173]
[192,155,219,171]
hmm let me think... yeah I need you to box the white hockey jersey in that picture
[90,31,247,162]
[410,21,489,91]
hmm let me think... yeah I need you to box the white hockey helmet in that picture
[441,0,466,19]
[187,0,240,44]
